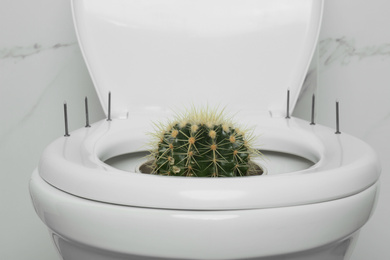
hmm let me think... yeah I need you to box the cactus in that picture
[147,107,263,177]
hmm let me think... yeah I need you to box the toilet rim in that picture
[38,114,380,210]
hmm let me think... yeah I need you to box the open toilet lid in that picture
[72,0,323,119]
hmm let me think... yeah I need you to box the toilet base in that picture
[30,169,378,260]
[51,231,359,260]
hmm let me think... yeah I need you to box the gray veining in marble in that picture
[0,41,81,143]
[0,42,77,60]
[319,37,390,66]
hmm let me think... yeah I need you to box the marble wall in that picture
[0,0,104,259]
[294,1,390,259]
[0,0,389,259]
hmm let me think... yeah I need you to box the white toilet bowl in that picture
[30,115,380,260]
[30,0,381,259]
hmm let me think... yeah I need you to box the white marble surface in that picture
[0,0,104,259]
[0,0,389,259]
[294,1,390,259]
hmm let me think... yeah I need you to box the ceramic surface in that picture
[73,0,322,118]
[38,115,379,210]
[30,1,381,260]
[30,169,379,259]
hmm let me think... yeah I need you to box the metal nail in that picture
[310,94,316,125]
[64,102,70,137]
[85,97,91,127]
[107,92,112,121]
[335,101,341,134]
[285,89,290,119]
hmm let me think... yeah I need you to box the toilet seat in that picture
[38,112,380,210]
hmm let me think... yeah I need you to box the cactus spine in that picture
[149,107,262,177]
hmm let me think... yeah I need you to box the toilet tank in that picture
[71,0,323,119]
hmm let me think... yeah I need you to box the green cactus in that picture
[148,107,263,177]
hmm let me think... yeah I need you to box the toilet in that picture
[29,0,381,260]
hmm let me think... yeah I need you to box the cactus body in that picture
[149,108,262,177]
